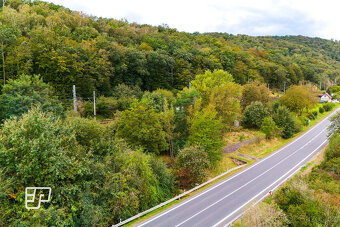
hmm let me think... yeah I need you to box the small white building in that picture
[319,93,332,103]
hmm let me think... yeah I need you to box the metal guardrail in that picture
[113,164,247,227]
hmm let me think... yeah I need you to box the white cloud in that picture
[46,0,340,40]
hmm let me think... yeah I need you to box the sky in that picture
[46,0,340,40]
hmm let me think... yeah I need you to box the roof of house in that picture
[319,93,332,99]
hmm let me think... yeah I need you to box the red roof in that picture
[319,93,332,99]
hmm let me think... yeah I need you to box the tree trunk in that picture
[1,41,5,85]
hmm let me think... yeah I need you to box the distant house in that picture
[319,93,332,103]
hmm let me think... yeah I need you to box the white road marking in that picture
[175,128,327,227]
[214,139,328,227]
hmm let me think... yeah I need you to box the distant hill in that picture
[1,0,339,98]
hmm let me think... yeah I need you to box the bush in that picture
[298,116,309,126]
[323,103,335,112]
[96,96,119,118]
[293,118,303,134]
[272,106,296,138]
[312,111,318,118]
[116,103,168,154]
[324,133,340,162]
[261,117,279,139]
[307,112,316,120]
[273,178,331,227]
[0,108,175,225]
[187,106,224,164]
[112,83,143,99]
[175,146,210,188]
[142,89,175,112]
[242,101,268,129]
[242,202,289,227]
[319,106,325,114]
[0,74,64,123]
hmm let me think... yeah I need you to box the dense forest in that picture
[1,0,340,99]
[1,0,340,226]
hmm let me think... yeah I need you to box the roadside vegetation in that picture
[239,113,340,227]
[0,0,339,225]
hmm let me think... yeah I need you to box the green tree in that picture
[175,146,210,188]
[0,24,19,85]
[272,106,296,139]
[142,89,175,112]
[261,117,278,139]
[191,69,234,104]
[187,106,224,164]
[242,101,268,129]
[0,108,82,224]
[241,83,270,109]
[116,103,168,154]
[280,85,317,115]
[0,74,63,123]
[209,82,242,127]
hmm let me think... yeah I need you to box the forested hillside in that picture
[1,0,339,99]
[1,0,340,225]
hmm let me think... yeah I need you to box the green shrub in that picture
[307,111,317,120]
[293,118,303,134]
[187,107,224,164]
[298,116,309,126]
[312,110,318,117]
[324,133,340,161]
[261,117,279,139]
[241,101,268,129]
[116,103,168,154]
[323,102,335,112]
[96,96,119,118]
[175,146,210,188]
[0,74,64,123]
[319,106,325,114]
[273,106,296,138]
[0,108,175,225]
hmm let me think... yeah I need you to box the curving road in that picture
[136,108,339,227]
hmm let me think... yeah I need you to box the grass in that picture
[223,129,262,146]
[237,137,284,159]
[207,153,238,178]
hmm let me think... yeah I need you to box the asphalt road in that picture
[136,108,339,227]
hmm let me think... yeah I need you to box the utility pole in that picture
[73,85,77,112]
[93,91,96,120]
[284,82,286,94]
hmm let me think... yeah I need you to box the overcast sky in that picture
[46,0,340,40]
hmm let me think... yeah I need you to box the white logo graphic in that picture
[25,187,52,209]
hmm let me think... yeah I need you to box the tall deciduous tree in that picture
[0,25,19,85]
[0,74,63,123]
[242,101,269,129]
[209,82,242,127]
[116,103,168,154]
[191,69,234,104]
[187,105,224,164]
[241,83,270,109]
[280,85,317,115]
